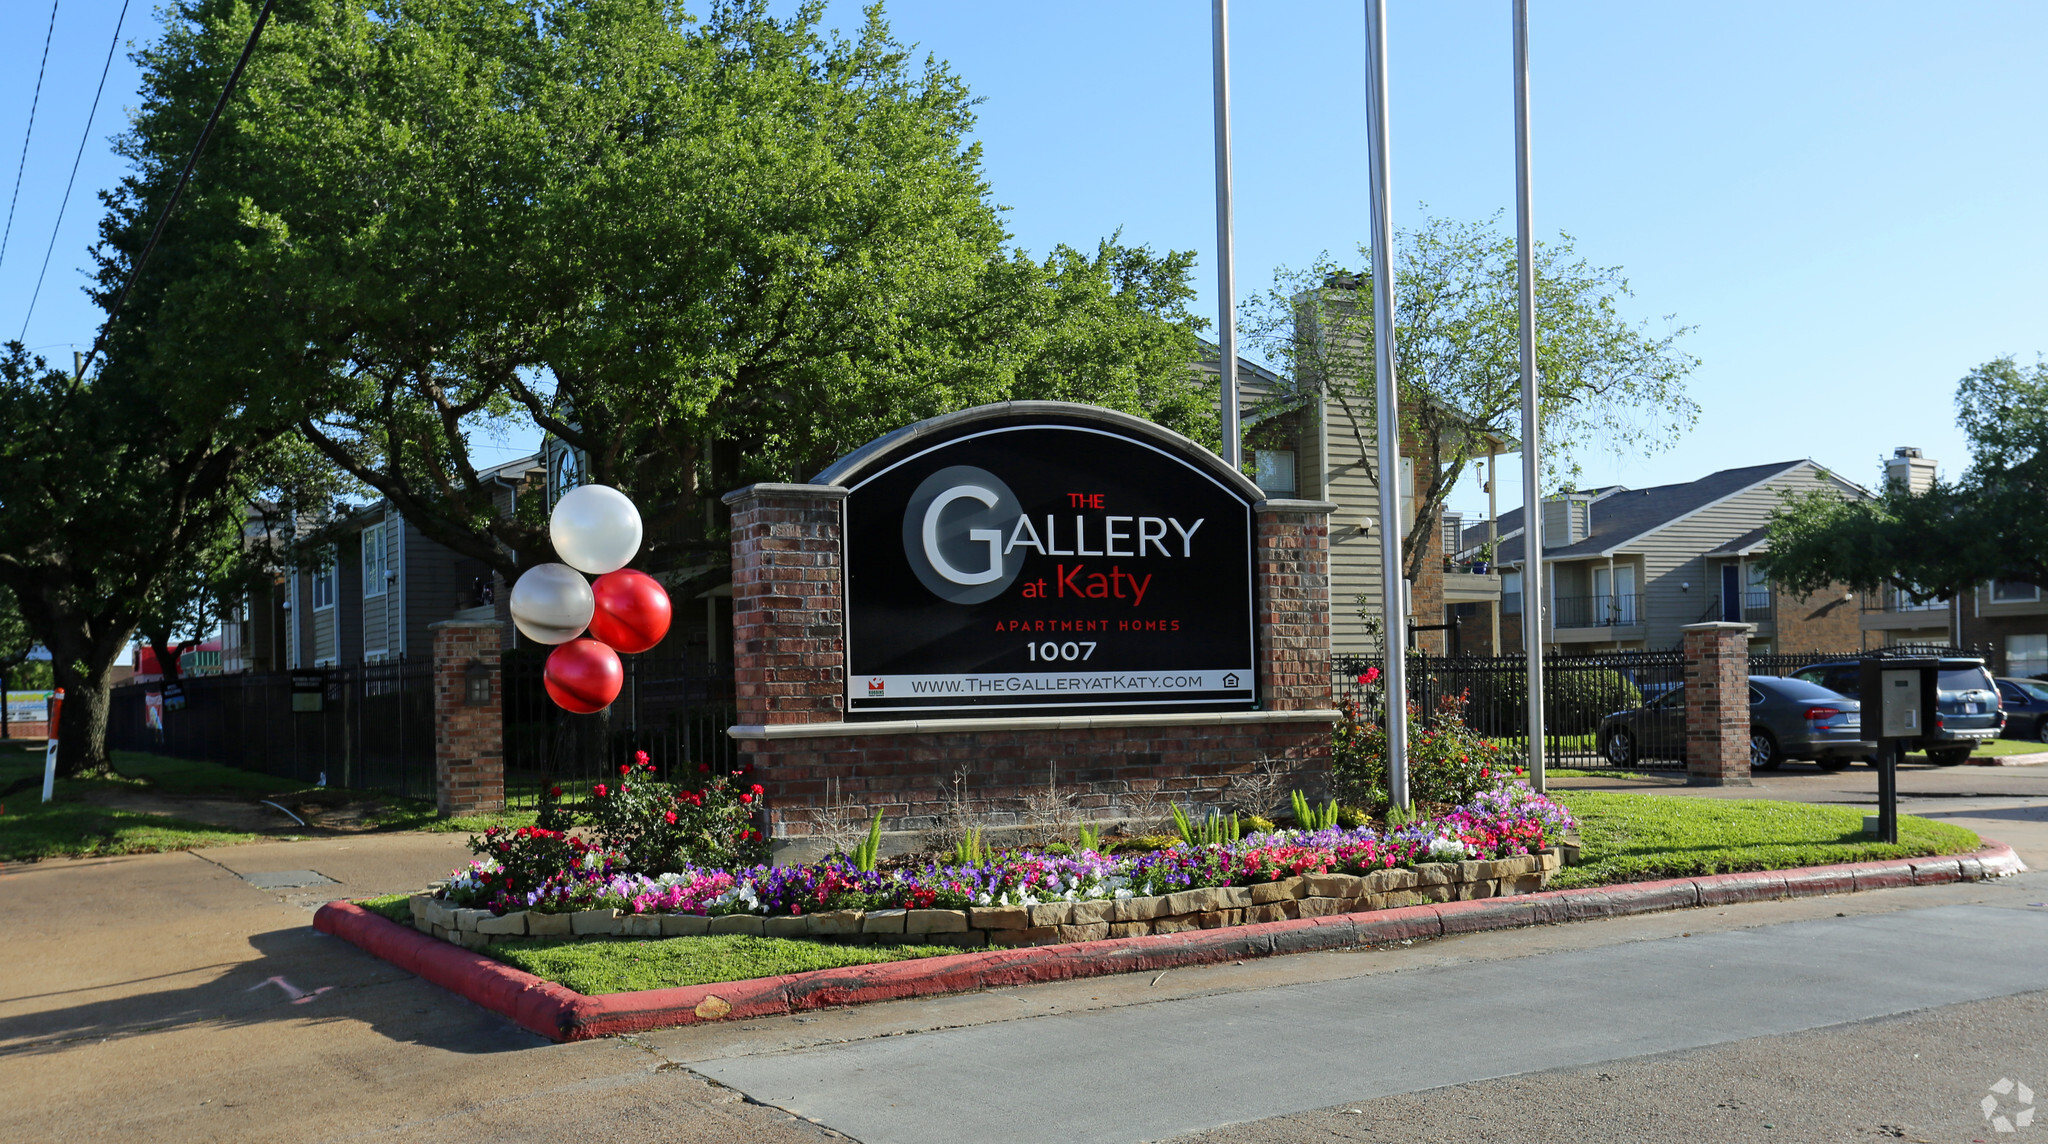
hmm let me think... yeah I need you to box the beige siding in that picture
[1628,463,1857,649]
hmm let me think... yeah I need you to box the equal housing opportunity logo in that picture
[1983,1078,2036,1134]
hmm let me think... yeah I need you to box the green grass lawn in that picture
[0,750,257,861]
[1548,789,1979,891]
[1906,737,2042,761]
[486,933,964,994]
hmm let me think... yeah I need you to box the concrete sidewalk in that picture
[0,834,836,1144]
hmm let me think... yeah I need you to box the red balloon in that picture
[544,638,623,714]
[589,568,672,654]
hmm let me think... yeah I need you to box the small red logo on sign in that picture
[867,678,885,694]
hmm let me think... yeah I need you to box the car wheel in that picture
[1603,728,1637,768]
[1749,727,1782,770]
[2036,715,2048,742]
[1927,746,1973,766]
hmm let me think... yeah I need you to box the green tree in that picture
[1242,215,1699,583]
[131,0,1210,596]
[0,348,286,775]
[1764,356,2048,598]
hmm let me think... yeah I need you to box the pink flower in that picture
[1360,667,1381,686]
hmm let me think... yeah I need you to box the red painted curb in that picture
[315,838,2024,1042]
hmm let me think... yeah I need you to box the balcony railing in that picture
[1864,590,1950,614]
[1552,593,1640,629]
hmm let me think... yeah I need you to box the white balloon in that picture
[551,484,643,575]
[509,563,595,645]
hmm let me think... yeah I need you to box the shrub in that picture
[583,751,771,874]
[1334,690,1514,811]
[1465,667,1644,738]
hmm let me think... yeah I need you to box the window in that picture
[1501,570,1522,614]
[362,524,388,597]
[2010,634,2048,679]
[1253,450,1297,497]
[1991,580,2041,603]
[310,546,337,611]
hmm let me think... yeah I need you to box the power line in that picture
[0,0,62,275]
[20,0,132,342]
[79,0,276,380]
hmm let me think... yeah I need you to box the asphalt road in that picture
[1,767,2043,1144]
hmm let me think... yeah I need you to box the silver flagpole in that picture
[1212,0,1242,468]
[1363,0,1408,810]
[1513,0,1546,792]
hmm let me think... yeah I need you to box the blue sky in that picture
[3,1,2044,523]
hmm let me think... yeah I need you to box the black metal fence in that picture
[1336,650,1688,769]
[1335,643,1992,772]
[501,650,738,810]
[107,659,436,797]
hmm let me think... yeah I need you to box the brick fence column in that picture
[1255,499,1337,710]
[431,620,503,815]
[721,483,849,726]
[1682,621,1754,786]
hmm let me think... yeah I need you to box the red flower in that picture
[635,750,649,765]
[751,783,764,796]
[1361,666,1381,686]
[698,763,709,772]
[594,783,608,797]
[549,785,562,798]
[664,810,678,824]
[739,793,753,804]
[619,763,631,776]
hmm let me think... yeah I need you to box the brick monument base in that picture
[721,403,1341,861]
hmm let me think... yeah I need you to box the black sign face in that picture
[832,408,1257,718]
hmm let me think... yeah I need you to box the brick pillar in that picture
[431,620,503,814]
[720,483,848,726]
[1256,499,1336,710]
[1682,621,1754,786]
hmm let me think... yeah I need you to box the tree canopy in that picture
[1242,215,1699,582]
[1763,356,2048,599]
[128,0,1213,593]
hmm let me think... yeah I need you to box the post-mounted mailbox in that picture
[1860,657,1939,844]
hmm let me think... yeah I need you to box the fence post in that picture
[431,620,504,815]
[1681,621,1755,786]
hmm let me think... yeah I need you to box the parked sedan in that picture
[1596,676,1874,770]
[1996,677,2048,740]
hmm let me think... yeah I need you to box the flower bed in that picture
[406,781,1576,952]
[408,850,1563,949]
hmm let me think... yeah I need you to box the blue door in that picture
[1722,564,1741,622]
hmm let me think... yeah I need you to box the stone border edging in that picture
[313,839,2025,1043]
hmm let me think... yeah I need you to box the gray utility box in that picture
[1860,657,1939,740]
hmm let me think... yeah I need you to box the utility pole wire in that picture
[20,0,132,342]
[1,0,62,276]
[79,0,276,380]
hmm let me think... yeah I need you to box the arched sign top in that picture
[828,402,1259,720]
[813,401,1265,503]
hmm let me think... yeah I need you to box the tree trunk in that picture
[46,628,129,778]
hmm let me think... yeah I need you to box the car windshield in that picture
[1939,667,1994,692]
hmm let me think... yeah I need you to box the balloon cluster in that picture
[508,485,672,714]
